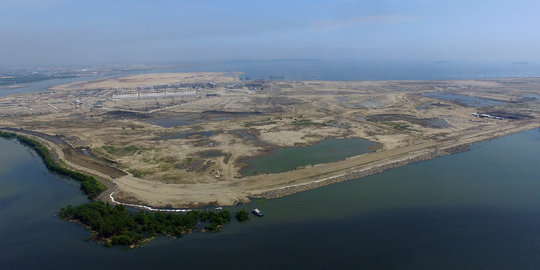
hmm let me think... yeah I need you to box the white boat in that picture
[252,208,264,217]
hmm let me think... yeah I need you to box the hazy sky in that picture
[2,0,540,66]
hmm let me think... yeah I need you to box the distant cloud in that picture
[311,15,417,29]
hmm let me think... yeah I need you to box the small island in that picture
[60,202,232,247]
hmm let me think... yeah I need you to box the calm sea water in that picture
[1,62,540,269]
[175,59,540,81]
[1,128,539,269]
[3,59,540,97]
[0,75,117,98]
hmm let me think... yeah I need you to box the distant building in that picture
[246,82,264,90]
[225,84,244,89]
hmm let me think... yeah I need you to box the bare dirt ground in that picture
[0,72,538,208]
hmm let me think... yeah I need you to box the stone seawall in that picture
[253,143,471,200]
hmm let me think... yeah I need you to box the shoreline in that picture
[252,143,471,200]
[1,73,538,210]
[1,123,538,210]
[111,123,538,209]
[0,130,107,200]
[249,125,537,201]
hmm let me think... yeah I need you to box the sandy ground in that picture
[110,121,537,207]
[0,72,538,208]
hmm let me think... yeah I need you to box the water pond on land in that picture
[147,115,230,127]
[200,150,226,158]
[356,101,385,108]
[422,92,503,107]
[148,111,260,128]
[522,94,539,100]
[239,137,377,176]
[158,130,215,140]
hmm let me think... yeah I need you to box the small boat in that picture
[252,208,264,217]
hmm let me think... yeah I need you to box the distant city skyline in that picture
[2,0,540,67]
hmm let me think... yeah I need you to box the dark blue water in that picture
[1,128,539,269]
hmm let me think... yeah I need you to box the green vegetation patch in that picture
[504,102,530,109]
[0,131,106,199]
[292,119,328,127]
[60,202,231,247]
[103,144,147,156]
[385,121,412,131]
[235,210,250,222]
[244,120,277,127]
[123,145,140,152]
[127,168,153,178]
[1,131,248,248]
[92,148,114,161]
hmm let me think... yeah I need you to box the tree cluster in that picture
[0,131,106,199]
[1,131,246,247]
[235,209,250,222]
[60,201,232,247]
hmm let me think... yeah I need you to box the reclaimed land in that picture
[0,73,538,208]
